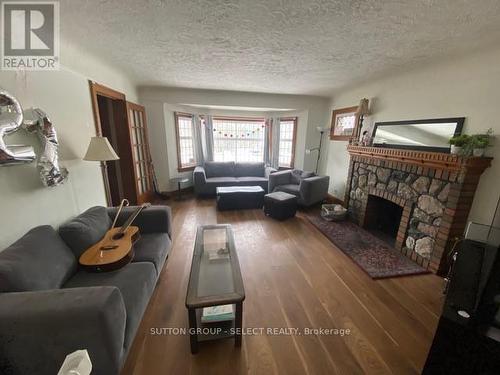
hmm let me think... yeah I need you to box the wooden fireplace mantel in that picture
[347,145,492,173]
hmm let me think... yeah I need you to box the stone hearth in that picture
[345,146,492,275]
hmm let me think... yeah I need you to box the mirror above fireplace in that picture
[372,117,465,153]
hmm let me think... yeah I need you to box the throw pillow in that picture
[290,169,315,184]
[58,206,112,258]
[0,225,77,292]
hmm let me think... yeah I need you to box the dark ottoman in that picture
[216,186,265,210]
[264,191,297,220]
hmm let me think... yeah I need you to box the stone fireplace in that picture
[345,145,492,275]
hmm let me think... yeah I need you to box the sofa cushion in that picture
[204,161,235,178]
[0,225,77,292]
[234,162,265,177]
[236,176,268,183]
[63,262,156,349]
[206,176,238,184]
[132,233,171,274]
[275,184,300,195]
[290,169,315,185]
[59,206,112,258]
[107,205,172,236]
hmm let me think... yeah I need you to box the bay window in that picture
[174,113,298,168]
[212,117,266,162]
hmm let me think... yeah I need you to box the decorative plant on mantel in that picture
[449,128,494,156]
[449,134,470,155]
[468,128,494,157]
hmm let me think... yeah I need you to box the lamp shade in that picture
[83,136,119,161]
[357,98,370,116]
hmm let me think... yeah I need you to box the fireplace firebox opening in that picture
[363,195,403,247]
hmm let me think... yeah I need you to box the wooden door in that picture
[127,102,154,204]
[89,81,137,206]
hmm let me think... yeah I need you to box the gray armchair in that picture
[268,169,329,207]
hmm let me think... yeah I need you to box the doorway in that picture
[89,81,153,206]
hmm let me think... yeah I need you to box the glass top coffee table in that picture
[185,224,245,353]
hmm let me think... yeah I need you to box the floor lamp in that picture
[306,126,326,173]
[83,136,119,206]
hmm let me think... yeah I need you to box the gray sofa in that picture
[269,169,330,207]
[0,205,172,375]
[194,161,275,196]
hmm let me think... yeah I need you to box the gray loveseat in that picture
[0,205,172,375]
[269,169,330,207]
[194,161,275,196]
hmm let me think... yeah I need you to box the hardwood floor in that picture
[121,197,444,375]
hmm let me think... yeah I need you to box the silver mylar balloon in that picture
[23,108,69,187]
[0,88,36,164]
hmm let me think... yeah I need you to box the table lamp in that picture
[83,136,119,206]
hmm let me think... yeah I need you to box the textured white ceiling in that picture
[60,0,500,95]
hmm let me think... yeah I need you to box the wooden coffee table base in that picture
[188,302,243,354]
[185,225,245,354]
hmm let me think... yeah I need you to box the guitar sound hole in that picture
[112,232,125,240]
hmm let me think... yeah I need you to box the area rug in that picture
[306,214,429,279]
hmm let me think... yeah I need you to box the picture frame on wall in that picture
[329,105,359,141]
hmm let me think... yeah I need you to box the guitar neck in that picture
[118,203,151,234]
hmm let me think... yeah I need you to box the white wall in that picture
[139,87,329,191]
[320,46,500,226]
[0,37,138,249]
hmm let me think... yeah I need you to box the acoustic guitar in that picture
[79,201,151,272]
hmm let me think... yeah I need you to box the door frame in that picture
[89,81,136,206]
[89,81,126,134]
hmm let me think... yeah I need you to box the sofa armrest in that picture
[299,175,330,206]
[107,205,172,238]
[0,287,126,375]
[193,166,207,195]
[265,166,277,179]
[268,169,292,193]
